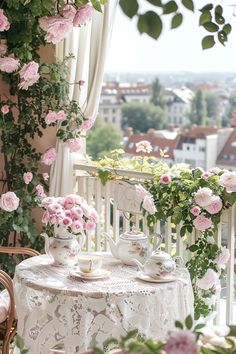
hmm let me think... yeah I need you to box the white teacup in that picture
[77,254,102,273]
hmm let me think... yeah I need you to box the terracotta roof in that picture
[124,132,179,159]
[217,128,236,166]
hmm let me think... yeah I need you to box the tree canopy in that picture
[119,1,232,50]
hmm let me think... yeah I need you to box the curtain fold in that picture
[49,0,118,196]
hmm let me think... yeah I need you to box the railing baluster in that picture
[165,218,172,254]
[226,206,235,324]
[214,222,222,325]
[86,177,94,252]
[94,178,102,251]
[143,217,150,236]
[123,212,130,232]
[113,200,120,242]
[104,182,111,251]
[176,224,183,257]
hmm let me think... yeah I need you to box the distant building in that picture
[217,128,236,170]
[99,82,152,131]
[165,87,194,127]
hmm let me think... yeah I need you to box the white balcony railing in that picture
[74,163,236,325]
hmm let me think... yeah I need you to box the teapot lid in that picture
[150,250,172,260]
[120,227,147,241]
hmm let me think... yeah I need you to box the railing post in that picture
[226,206,235,324]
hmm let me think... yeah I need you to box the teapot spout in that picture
[132,258,144,272]
[41,232,50,256]
[103,232,119,259]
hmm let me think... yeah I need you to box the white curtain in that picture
[49,0,118,196]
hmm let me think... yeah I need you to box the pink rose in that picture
[0,43,7,56]
[66,138,82,153]
[64,195,76,209]
[135,184,151,200]
[70,220,83,233]
[71,206,83,218]
[59,5,76,19]
[89,209,99,223]
[82,203,93,218]
[39,15,73,44]
[0,10,10,31]
[49,214,58,224]
[43,172,49,181]
[1,105,9,114]
[57,110,66,121]
[41,197,55,207]
[62,217,72,226]
[196,269,219,290]
[18,61,40,90]
[85,220,96,232]
[160,173,171,185]
[23,172,33,184]
[80,117,95,131]
[36,184,46,197]
[216,247,230,270]
[205,196,223,215]
[142,195,156,215]
[41,148,56,165]
[190,206,201,216]
[210,167,221,175]
[219,171,236,193]
[136,140,152,153]
[0,57,20,73]
[165,329,197,354]
[194,187,213,207]
[42,211,50,224]
[0,191,19,212]
[45,110,66,124]
[193,214,213,231]
[73,5,93,26]
[48,203,63,214]
[201,172,212,180]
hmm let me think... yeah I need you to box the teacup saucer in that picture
[137,272,176,283]
[70,268,111,280]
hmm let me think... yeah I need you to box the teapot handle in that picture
[152,233,163,252]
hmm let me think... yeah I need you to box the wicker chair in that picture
[0,246,40,354]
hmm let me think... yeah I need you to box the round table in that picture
[13,253,194,354]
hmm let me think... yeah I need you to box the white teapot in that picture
[133,250,183,279]
[104,228,162,265]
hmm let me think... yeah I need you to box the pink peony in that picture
[136,140,152,153]
[18,61,40,90]
[36,184,46,197]
[80,117,95,131]
[165,329,197,354]
[194,187,213,207]
[62,217,72,226]
[1,105,9,114]
[41,148,56,165]
[0,57,20,73]
[73,5,93,26]
[210,167,221,175]
[193,214,213,231]
[142,195,156,215]
[85,220,96,232]
[89,209,99,223]
[59,5,76,20]
[64,196,76,209]
[201,172,212,180]
[39,15,73,44]
[135,184,151,200]
[160,173,171,185]
[45,110,66,124]
[70,220,83,233]
[0,10,10,31]
[41,197,55,207]
[190,206,201,216]
[66,138,82,152]
[219,171,236,193]
[71,206,83,218]
[0,43,7,56]
[216,247,230,270]
[48,203,63,214]
[57,110,66,121]
[23,172,33,184]
[0,191,19,212]
[205,196,223,215]
[43,172,49,181]
[42,210,50,224]
[196,269,219,290]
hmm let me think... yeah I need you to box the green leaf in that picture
[91,0,102,12]
[171,13,183,29]
[147,0,162,5]
[181,0,194,11]
[119,0,138,19]
[138,11,163,39]
[189,244,198,252]
[203,22,219,32]
[202,35,215,50]
[194,323,205,330]
[218,30,227,45]
[229,325,236,337]
[215,13,225,25]
[214,4,223,15]
[15,335,25,350]
[175,320,183,329]
[180,226,186,237]
[199,11,212,25]
[223,24,232,35]
[200,4,213,12]
[185,314,193,329]
[163,1,178,14]
[98,169,112,186]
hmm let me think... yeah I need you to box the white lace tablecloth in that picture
[13,253,194,354]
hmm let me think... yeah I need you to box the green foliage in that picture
[150,78,166,109]
[205,92,220,126]
[190,90,207,126]
[122,102,167,133]
[118,0,232,49]
[86,118,122,160]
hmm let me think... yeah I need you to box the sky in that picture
[105,2,236,73]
